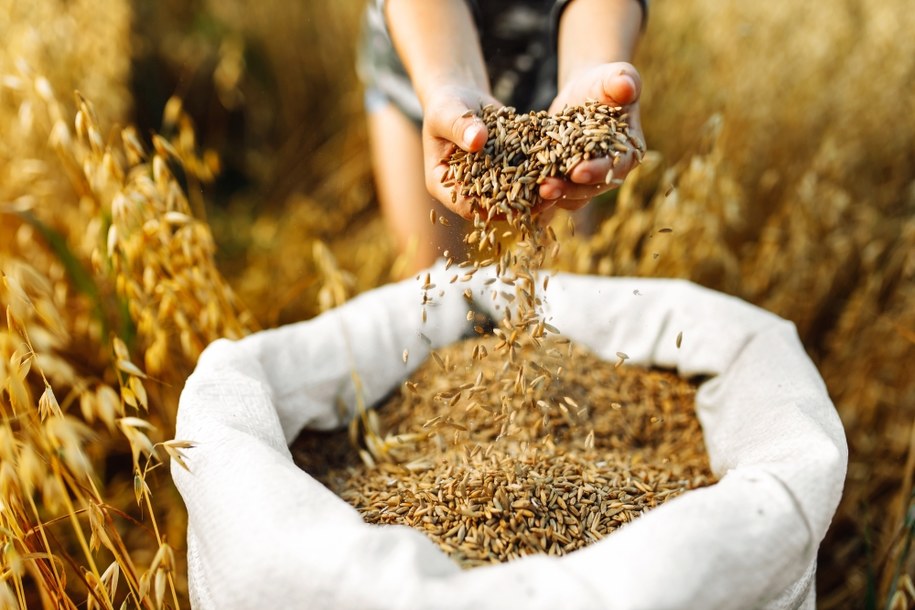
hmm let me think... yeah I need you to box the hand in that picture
[421,85,501,219]
[538,62,645,211]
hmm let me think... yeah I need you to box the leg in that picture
[366,101,466,277]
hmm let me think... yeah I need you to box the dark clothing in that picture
[358,0,647,125]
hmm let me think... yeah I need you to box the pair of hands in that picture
[422,63,644,220]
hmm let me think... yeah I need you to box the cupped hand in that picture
[421,86,501,219]
[539,62,645,211]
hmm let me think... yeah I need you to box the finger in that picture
[552,197,591,212]
[538,177,613,202]
[460,120,488,152]
[601,64,642,107]
[540,181,563,202]
[568,152,639,185]
[568,157,613,185]
[549,63,643,113]
[426,99,489,153]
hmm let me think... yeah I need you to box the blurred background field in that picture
[1,0,912,608]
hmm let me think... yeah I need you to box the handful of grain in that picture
[293,335,714,568]
[442,101,643,236]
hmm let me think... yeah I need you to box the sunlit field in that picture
[1,0,912,607]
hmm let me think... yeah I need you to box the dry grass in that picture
[2,0,913,607]
[1,2,255,606]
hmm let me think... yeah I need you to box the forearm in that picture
[557,0,643,88]
[385,0,491,107]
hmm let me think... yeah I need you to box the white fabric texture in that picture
[172,264,847,610]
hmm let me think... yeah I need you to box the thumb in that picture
[426,97,489,152]
[600,64,641,106]
[459,119,488,152]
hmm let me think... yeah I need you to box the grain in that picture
[293,335,715,568]
[442,101,642,253]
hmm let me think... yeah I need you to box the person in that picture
[358,0,646,274]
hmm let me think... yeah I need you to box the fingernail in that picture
[576,170,593,183]
[463,124,481,148]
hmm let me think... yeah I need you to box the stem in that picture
[50,459,112,609]
[884,489,915,610]
[12,572,27,610]
[24,494,66,600]
[81,471,150,609]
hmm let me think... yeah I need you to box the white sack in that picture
[172,264,847,610]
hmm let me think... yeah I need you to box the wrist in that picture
[416,76,492,112]
[385,0,491,110]
[557,0,643,87]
